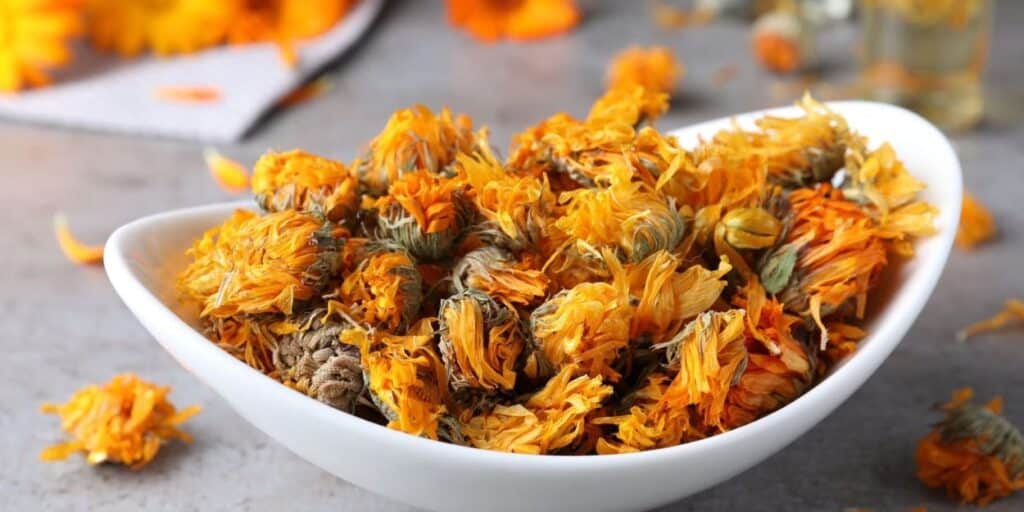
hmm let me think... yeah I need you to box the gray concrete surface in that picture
[2,1,1023,510]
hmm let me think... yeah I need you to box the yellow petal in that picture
[54,214,104,265]
[204,149,251,193]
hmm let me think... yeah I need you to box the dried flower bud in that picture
[916,389,1024,505]
[758,244,799,294]
[273,307,364,413]
[718,207,783,250]
[451,247,549,307]
[375,171,474,261]
[178,209,341,318]
[336,248,423,333]
[438,290,526,393]
[252,150,359,222]
[355,105,479,196]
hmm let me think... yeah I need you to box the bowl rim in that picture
[105,100,961,471]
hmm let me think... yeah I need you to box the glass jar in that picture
[859,0,991,130]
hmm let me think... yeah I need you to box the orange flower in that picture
[606,46,683,95]
[957,191,997,250]
[438,290,525,392]
[40,374,200,469]
[594,372,696,454]
[461,365,611,454]
[86,0,234,56]
[958,299,1024,341]
[336,249,423,332]
[228,0,354,66]
[453,247,550,307]
[251,149,358,222]
[178,209,341,317]
[0,0,82,92]
[446,0,579,42]
[204,148,250,193]
[375,171,472,260]
[53,213,104,265]
[751,10,804,73]
[206,316,278,374]
[916,388,1024,505]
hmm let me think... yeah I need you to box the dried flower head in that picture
[956,191,997,250]
[86,0,234,56]
[341,320,451,440]
[40,374,200,469]
[452,247,550,307]
[916,388,1024,505]
[446,0,580,42]
[606,46,683,95]
[374,171,473,260]
[252,150,359,222]
[531,251,631,381]
[594,372,696,454]
[751,9,805,73]
[438,290,526,393]
[273,307,364,413]
[206,316,278,374]
[461,365,611,454]
[179,209,340,317]
[356,105,478,196]
[0,0,81,92]
[336,248,423,332]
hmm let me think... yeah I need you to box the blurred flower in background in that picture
[0,0,83,92]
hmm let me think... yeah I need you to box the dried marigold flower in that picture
[355,105,478,195]
[844,141,925,215]
[654,310,748,433]
[956,191,997,250]
[452,247,550,307]
[40,374,200,469]
[341,319,452,440]
[446,0,580,42]
[86,0,234,57]
[438,290,526,393]
[460,364,611,454]
[374,171,473,261]
[626,250,732,344]
[456,147,555,250]
[336,248,423,333]
[606,46,683,95]
[916,388,1024,505]
[204,148,250,193]
[594,372,696,454]
[53,213,105,265]
[178,209,341,318]
[958,299,1024,341]
[751,9,810,73]
[206,316,278,374]
[718,207,783,250]
[229,0,354,44]
[555,177,686,264]
[588,83,670,128]
[252,150,359,222]
[272,307,364,413]
[531,250,631,381]
[0,0,81,92]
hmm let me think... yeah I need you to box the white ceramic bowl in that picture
[105,102,961,512]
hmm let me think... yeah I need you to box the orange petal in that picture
[204,149,251,193]
[279,77,332,107]
[54,214,104,265]
[154,86,221,104]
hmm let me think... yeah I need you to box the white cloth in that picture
[0,0,383,142]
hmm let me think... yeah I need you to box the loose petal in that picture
[54,214,104,265]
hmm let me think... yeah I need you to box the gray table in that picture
[3,1,1022,510]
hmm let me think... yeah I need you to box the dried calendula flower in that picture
[654,310,748,432]
[335,248,423,333]
[252,149,359,222]
[452,247,549,307]
[0,0,82,92]
[446,0,580,42]
[460,364,611,454]
[956,191,997,250]
[206,316,278,374]
[86,0,234,56]
[916,388,1024,505]
[54,213,105,265]
[178,209,340,318]
[355,105,478,196]
[204,148,250,193]
[594,372,697,454]
[751,8,811,74]
[229,0,354,66]
[606,46,683,95]
[717,207,783,250]
[374,171,473,261]
[531,250,631,381]
[438,290,526,393]
[341,319,451,440]
[40,374,200,469]
[958,299,1024,341]
[272,306,364,413]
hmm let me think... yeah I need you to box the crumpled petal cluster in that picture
[176,77,934,454]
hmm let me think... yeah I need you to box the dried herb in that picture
[446,0,580,42]
[273,307,364,413]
